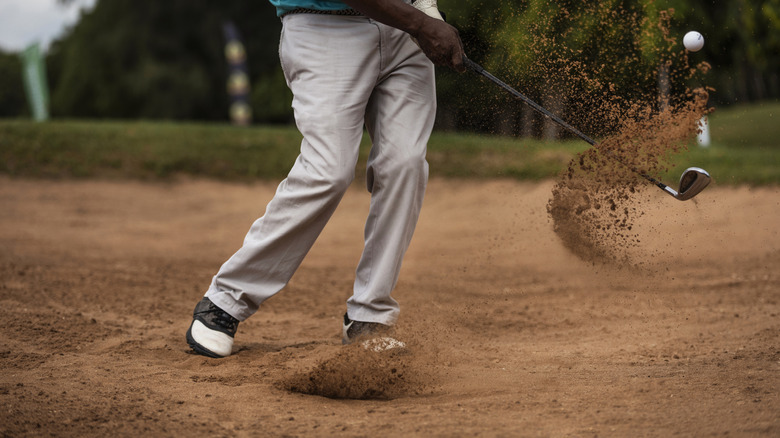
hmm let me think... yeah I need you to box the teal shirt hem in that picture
[269,1,350,17]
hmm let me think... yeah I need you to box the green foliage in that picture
[251,65,293,124]
[0,0,776,128]
[437,0,778,136]
[0,50,28,117]
[47,0,289,122]
[649,0,780,103]
[462,1,681,138]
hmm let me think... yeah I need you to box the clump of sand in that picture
[281,319,446,400]
[283,343,416,399]
[548,90,710,265]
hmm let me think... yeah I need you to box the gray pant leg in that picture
[347,22,436,325]
[207,15,379,320]
[207,15,434,325]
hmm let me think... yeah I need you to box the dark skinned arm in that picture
[341,0,465,72]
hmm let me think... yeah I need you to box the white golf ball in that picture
[683,31,704,52]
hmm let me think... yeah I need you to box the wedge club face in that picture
[674,167,711,200]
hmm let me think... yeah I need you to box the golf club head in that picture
[675,167,711,200]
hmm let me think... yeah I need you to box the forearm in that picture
[342,0,465,71]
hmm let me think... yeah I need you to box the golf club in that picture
[462,56,711,201]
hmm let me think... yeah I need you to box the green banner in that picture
[20,43,49,122]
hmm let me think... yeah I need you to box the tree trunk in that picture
[542,93,566,140]
[520,104,536,138]
[495,101,516,136]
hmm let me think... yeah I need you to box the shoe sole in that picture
[186,322,225,359]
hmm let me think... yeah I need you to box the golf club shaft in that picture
[463,57,676,197]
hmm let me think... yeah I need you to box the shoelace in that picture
[205,305,238,331]
[215,313,238,331]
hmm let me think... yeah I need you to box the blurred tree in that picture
[634,0,778,104]
[251,65,293,124]
[439,0,778,137]
[48,0,290,122]
[471,1,668,138]
[0,50,28,117]
[433,0,509,133]
[36,0,779,127]
[717,0,779,102]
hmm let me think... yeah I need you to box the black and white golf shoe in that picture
[342,313,406,352]
[186,297,239,358]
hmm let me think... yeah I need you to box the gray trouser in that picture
[205,13,436,325]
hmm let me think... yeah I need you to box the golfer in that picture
[187,0,464,357]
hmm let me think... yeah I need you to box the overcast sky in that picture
[0,0,96,52]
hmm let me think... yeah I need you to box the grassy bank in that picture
[668,101,780,185]
[0,119,587,182]
[1,102,777,184]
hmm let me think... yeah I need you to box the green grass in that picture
[0,102,777,184]
[664,101,780,185]
[0,119,588,182]
[0,120,304,180]
[426,132,587,179]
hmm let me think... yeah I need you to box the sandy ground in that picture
[0,176,778,437]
